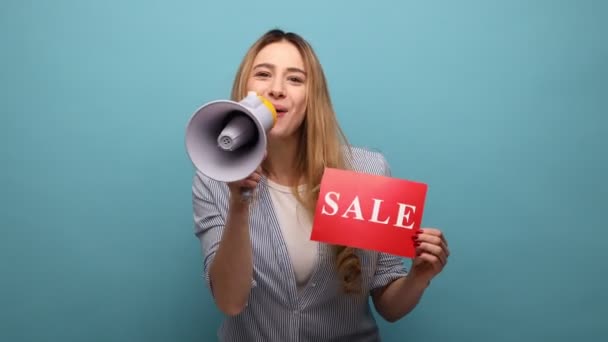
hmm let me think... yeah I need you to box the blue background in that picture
[1,0,606,341]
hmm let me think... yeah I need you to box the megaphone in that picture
[185,91,277,198]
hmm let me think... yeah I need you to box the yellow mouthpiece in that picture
[258,95,277,124]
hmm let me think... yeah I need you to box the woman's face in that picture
[246,41,308,141]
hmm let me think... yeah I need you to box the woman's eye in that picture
[288,76,304,83]
[255,72,270,78]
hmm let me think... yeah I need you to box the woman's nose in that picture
[268,80,285,99]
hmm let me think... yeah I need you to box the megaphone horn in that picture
[185,91,277,200]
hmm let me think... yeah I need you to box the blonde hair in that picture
[231,29,362,294]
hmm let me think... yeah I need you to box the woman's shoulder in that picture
[192,169,231,201]
[342,145,392,177]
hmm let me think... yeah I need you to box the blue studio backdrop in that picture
[1,0,606,341]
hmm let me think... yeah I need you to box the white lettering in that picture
[321,191,340,216]
[394,203,416,229]
[341,196,364,221]
[369,198,390,224]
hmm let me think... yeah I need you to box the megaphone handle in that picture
[240,188,253,202]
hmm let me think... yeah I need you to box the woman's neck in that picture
[264,135,302,187]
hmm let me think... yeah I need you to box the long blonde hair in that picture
[231,29,362,294]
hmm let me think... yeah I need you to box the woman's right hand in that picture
[227,165,264,203]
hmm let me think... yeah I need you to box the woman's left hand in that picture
[409,228,450,286]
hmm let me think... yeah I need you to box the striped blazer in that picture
[192,146,408,341]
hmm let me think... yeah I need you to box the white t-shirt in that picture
[267,179,319,290]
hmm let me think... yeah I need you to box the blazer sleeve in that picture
[191,171,256,296]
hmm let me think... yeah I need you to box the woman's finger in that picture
[242,180,259,188]
[416,242,448,266]
[416,252,444,273]
[415,233,450,257]
[248,172,261,183]
[419,228,448,246]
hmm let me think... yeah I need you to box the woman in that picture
[192,28,450,341]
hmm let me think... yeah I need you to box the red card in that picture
[310,168,428,258]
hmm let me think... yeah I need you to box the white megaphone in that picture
[185,91,277,199]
